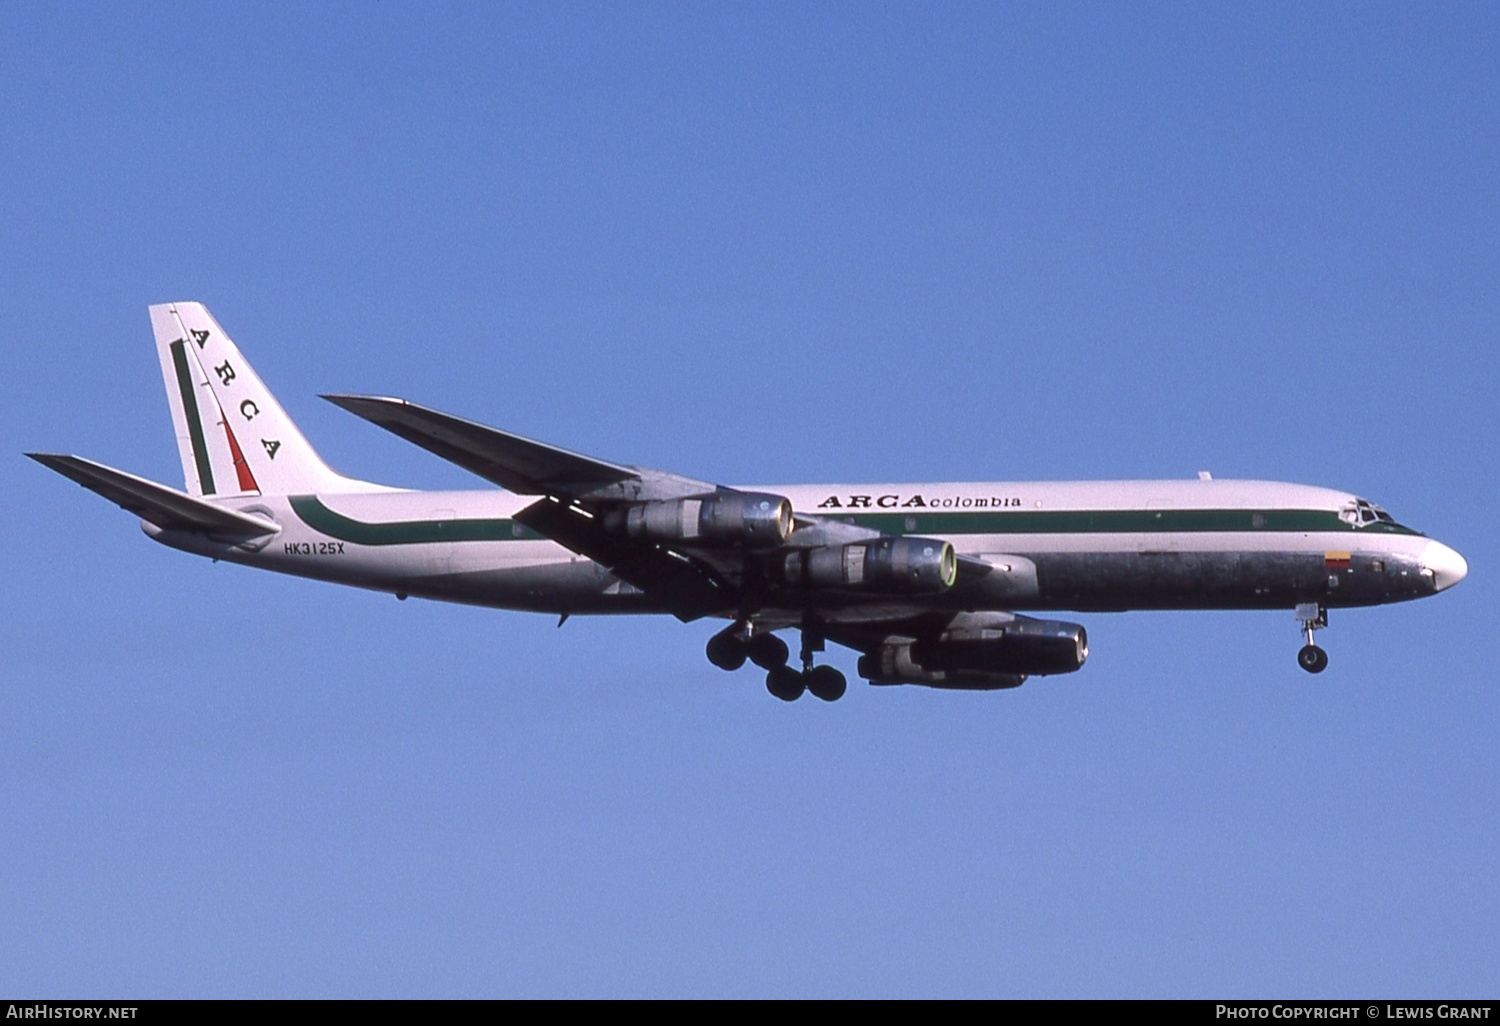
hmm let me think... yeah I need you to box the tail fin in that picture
[150,303,378,496]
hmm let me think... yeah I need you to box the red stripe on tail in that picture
[222,421,260,492]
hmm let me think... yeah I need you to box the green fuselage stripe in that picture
[170,340,215,495]
[839,508,1418,536]
[290,495,544,545]
[290,496,1418,547]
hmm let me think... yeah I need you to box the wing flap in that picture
[27,454,279,537]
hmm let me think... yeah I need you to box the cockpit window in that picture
[1341,498,1398,528]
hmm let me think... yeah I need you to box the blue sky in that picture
[2,2,1496,997]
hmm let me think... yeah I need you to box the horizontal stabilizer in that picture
[321,394,640,495]
[27,454,279,537]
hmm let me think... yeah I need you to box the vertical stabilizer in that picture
[149,303,375,496]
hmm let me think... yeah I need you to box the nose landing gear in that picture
[1295,603,1329,674]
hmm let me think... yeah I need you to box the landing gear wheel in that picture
[1294,603,1330,675]
[748,632,790,670]
[705,630,748,672]
[766,665,805,702]
[1297,644,1329,674]
[805,665,847,702]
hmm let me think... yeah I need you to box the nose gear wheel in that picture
[1297,644,1329,673]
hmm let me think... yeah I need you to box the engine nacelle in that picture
[912,618,1088,677]
[776,537,957,595]
[858,616,1088,688]
[858,645,1026,690]
[618,492,792,549]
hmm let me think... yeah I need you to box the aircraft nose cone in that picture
[1422,540,1468,592]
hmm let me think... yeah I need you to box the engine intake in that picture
[618,492,792,549]
[777,537,957,595]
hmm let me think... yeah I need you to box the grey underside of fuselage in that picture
[1026,549,1431,611]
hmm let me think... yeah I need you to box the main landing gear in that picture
[1295,602,1329,674]
[705,620,847,702]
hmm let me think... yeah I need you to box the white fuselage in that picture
[147,477,1464,622]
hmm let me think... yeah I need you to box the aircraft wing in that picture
[325,394,986,622]
[26,453,279,538]
[515,496,732,620]
[322,394,713,500]
[325,394,743,618]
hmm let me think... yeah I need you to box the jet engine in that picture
[913,617,1088,676]
[858,615,1088,688]
[858,644,1027,690]
[775,537,957,595]
[611,492,793,549]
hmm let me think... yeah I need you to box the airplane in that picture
[29,303,1468,702]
